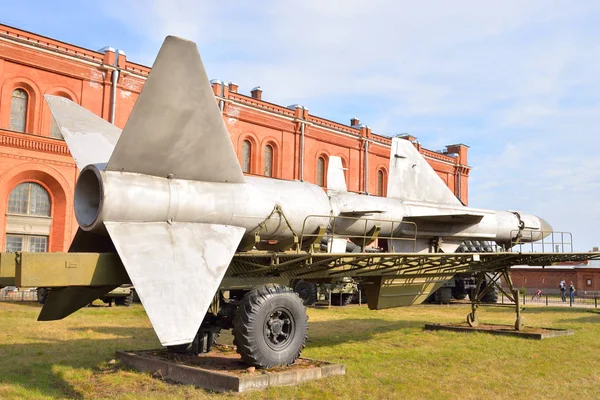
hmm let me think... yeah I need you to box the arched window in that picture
[377,169,387,197]
[242,140,251,173]
[264,145,273,177]
[50,116,63,139]
[49,94,69,139]
[10,89,28,132]
[5,182,51,252]
[8,182,51,216]
[317,157,325,187]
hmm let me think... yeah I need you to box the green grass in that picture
[0,301,599,399]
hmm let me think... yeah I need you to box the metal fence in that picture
[500,292,600,308]
[0,288,38,302]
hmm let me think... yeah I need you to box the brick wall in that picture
[506,267,600,295]
[0,23,471,251]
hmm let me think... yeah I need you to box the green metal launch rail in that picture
[2,249,600,329]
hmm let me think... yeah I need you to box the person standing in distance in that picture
[559,278,566,302]
[569,281,576,304]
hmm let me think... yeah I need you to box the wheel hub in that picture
[264,308,294,349]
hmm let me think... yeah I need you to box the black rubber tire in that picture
[453,293,467,300]
[293,280,318,306]
[131,289,140,303]
[351,284,367,304]
[233,284,308,368]
[115,292,133,307]
[481,286,499,303]
[434,287,452,304]
[36,287,49,305]
[330,293,354,306]
[168,328,220,354]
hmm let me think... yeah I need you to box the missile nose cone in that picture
[539,217,553,238]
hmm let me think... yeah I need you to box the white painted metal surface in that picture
[105,221,245,346]
[327,156,347,192]
[45,95,121,171]
[106,36,245,184]
[76,166,331,241]
[387,138,462,205]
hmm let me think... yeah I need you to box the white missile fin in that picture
[106,36,245,184]
[327,156,347,192]
[45,95,121,171]
[388,137,462,206]
[104,221,246,346]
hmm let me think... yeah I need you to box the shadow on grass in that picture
[306,318,429,348]
[0,326,156,399]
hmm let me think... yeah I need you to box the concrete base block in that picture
[116,347,345,393]
[424,323,574,339]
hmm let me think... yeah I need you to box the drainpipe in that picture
[109,50,123,124]
[364,137,369,194]
[457,168,462,202]
[300,118,305,181]
[209,79,226,112]
[218,81,225,112]
[288,104,306,181]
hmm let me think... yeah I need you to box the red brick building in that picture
[509,261,600,295]
[0,23,470,253]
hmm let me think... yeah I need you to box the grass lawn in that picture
[0,301,598,399]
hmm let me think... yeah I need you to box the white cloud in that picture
[101,0,600,250]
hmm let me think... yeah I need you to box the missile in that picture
[42,35,552,364]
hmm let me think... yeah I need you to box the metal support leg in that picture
[467,273,484,327]
[502,268,524,330]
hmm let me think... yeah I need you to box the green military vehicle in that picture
[426,240,499,304]
[293,277,364,306]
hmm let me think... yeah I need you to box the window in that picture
[10,89,28,132]
[50,116,63,139]
[377,170,384,196]
[242,140,251,173]
[5,234,48,252]
[264,145,273,177]
[8,182,51,216]
[317,157,325,187]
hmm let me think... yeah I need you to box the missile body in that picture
[77,164,550,251]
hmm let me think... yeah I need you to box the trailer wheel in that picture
[331,293,354,306]
[293,280,318,306]
[233,284,308,368]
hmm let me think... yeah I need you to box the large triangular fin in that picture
[104,221,245,346]
[106,36,245,184]
[387,137,461,206]
[327,156,347,192]
[45,95,121,171]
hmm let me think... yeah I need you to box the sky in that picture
[2,1,600,251]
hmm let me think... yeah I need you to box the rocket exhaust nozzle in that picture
[74,165,104,232]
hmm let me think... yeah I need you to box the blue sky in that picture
[3,1,600,251]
